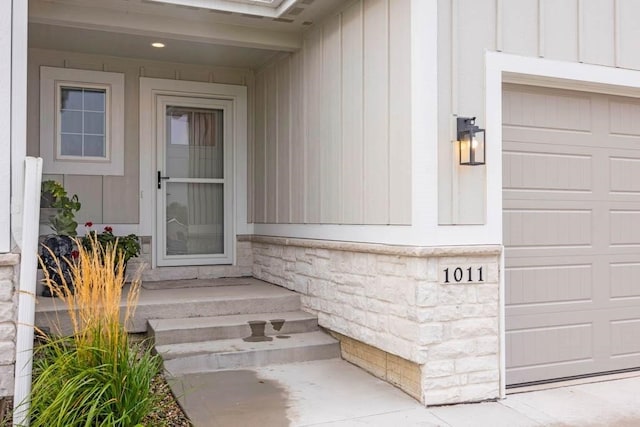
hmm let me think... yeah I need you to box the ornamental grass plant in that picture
[27,234,160,427]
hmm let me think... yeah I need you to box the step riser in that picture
[162,343,340,375]
[36,295,301,336]
[152,318,319,346]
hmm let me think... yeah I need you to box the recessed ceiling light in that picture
[151,42,165,48]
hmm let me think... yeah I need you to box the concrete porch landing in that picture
[34,277,301,335]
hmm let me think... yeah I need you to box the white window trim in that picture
[40,66,124,176]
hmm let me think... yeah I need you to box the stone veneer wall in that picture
[0,254,18,397]
[249,235,502,406]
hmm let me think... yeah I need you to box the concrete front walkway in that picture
[168,359,640,426]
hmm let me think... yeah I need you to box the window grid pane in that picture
[60,86,106,158]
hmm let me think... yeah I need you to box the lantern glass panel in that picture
[460,133,471,164]
[471,130,485,165]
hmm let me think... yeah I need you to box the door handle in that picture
[157,171,170,189]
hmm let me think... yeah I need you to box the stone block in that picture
[476,336,499,355]
[0,304,14,324]
[476,284,500,303]
[0,343,15,365]
[0,254,19,267]
[428,339,477,359]
[0,281,13,302]
[0,365,14,397]
[467,369,500,384]
[418,323,444,345]
[458,383,500,402]
[416,283,438,307]
[455,355,499,373]
[388,316,419,341]
[424,374,463,390]
[423,360,455,378]
[425,387,461,406]
[438,284,469,305]
[0,324,15,341]
[450,318,498,339]
[0,268,13,282]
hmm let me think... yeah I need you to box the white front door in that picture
[155,95,233,266]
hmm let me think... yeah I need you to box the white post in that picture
[13,157,43,427]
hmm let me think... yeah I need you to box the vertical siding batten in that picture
[496,0,503,51]
[341,0,365,224]
[363,0,390,224]
[388,0,412,225]
[265,63,278,223]
[538,0,544,57]
[276,56,291,223]
[614,0,620,67]
[290,51,305,223]
[320,14,342,224]
[303,28,323,223]
[253,70,266,223]
[616,0,640,70]
[542,0,579,62]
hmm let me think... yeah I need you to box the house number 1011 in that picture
[443,266,484,284]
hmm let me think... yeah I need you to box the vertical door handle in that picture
[157,171,170,189]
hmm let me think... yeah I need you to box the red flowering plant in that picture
[80,222,141,265]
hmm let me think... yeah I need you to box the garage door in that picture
[504,84,640,386]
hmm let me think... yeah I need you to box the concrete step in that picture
[157,330,340,375]
[36,280,301,335]
[149,310,319,346]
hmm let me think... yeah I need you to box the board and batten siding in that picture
[438,0,640,225]
[252,0,412,225]
[28,48,253,227]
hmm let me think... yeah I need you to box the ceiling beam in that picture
[29,0,302,52]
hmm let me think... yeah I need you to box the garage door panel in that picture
[610,157,640,193]
[503,150,592,192]
[504,209,591,248]
[609,100,640,137]
[503,130,594,148]
[506,264,592,306]
[610,210,640,245]
[504,85,640,386]
[503,85,592,132]
[610,263,640,299]
[611,318,640,357]
[506,322,593,370]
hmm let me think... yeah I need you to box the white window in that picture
[40,67,124,175]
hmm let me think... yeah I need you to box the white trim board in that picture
[485,50,640,400]
[139,77,248,267]
[10,0,29,252]
[0,1,12,252]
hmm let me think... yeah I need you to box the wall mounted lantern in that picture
[457,117,485,166]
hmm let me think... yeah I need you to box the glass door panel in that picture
[157,97,231,266]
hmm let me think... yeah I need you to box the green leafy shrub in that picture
[41,180,81,236]
[81,223,141,265]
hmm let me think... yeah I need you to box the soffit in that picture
[29,22,280,68]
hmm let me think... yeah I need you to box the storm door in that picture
[155,95,232,266]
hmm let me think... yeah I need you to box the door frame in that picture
[485,51,640,399]
[139,77,248,268]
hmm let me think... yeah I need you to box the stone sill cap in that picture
[240,235,502,258]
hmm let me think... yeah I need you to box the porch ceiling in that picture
[29,0,345,55]
[29,23,279,69]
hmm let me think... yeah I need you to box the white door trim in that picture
[485,51,640,399]
[139,77,248,268]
